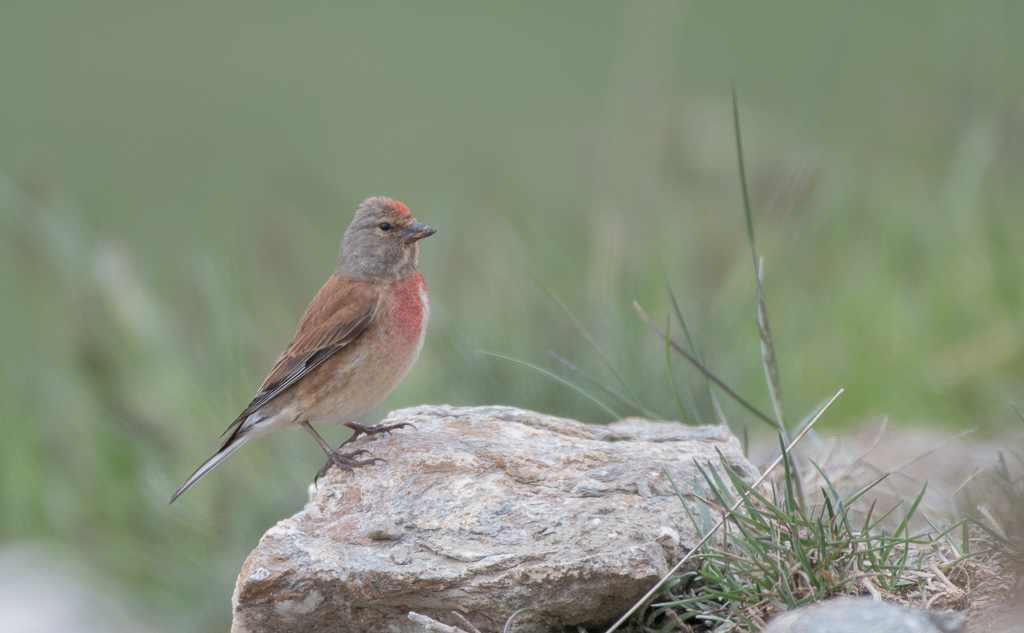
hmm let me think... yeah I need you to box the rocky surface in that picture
[972,604,1024,633]
[0,543,160,633]
[230,405,758,633]
[761,597,966,633]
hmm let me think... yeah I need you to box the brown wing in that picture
[221,275,379,438]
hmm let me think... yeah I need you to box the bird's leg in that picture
[300,421,380,481]
[337,420,417,448]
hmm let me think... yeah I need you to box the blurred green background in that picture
[1,2,1022,630]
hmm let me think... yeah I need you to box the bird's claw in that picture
[314,449,383,482]
[313,421,413,482]
[339,421,417,447]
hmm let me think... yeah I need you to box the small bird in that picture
[170,197,435,503]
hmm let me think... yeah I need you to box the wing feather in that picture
[220,276,379,438]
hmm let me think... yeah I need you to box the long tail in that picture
[169,432,250,504]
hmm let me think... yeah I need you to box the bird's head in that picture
[337,197,435,280]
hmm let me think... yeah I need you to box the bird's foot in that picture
[315,448,381,482]
[339,420,417,447]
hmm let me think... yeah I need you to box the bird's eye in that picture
[378,222,392,232]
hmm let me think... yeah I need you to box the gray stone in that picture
[0,543,160,633]
[230,405,758,633]
[976,604,1024,633]
[762,597,966,633]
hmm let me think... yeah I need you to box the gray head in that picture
[336,197,436,281]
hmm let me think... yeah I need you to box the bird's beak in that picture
[404,221,436,243]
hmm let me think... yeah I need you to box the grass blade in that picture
[732,84,786,434]
[547,350,642,415]
[477,350,620,420]
[603,388,843,633]
[531,272,656,418]
[635,300,777,428]
[662,316,693,424]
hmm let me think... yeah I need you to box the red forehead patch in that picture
[390,200,411,216]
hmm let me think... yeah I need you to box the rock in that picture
[0,542,161,633]
[230,405,758,633]
[762,597,966,633]
[974,604,1024,633]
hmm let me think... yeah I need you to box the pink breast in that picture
[387,272,429,348]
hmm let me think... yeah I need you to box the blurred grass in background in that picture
[1,2,1022,631]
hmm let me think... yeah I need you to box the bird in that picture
[170,197,435,504]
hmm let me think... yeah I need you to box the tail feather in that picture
[169,433,250,504]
